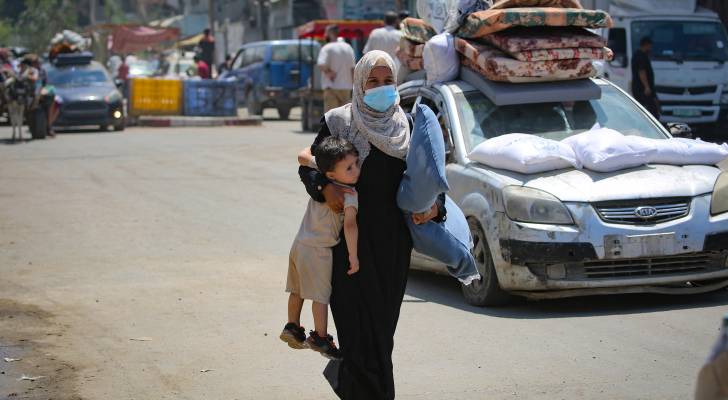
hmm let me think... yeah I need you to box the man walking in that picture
[317,25,355,112]
[363,11,402,63]
[632,37,660,118]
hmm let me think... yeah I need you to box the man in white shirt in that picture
[317,25,356,112]
[363,11,402,65]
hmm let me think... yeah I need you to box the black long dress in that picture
[299,121,413,399]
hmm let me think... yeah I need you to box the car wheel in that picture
[31,108,47,139]
[301,100,310,131]
[277,106,291,121]
[247,102,263,116]
[461,218,511,306]
[113,120,126,131]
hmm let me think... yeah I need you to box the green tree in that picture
[17,0,78,53]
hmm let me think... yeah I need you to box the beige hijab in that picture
[324,50,410,162]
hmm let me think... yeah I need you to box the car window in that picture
[47,67,111,87]
[454,84,668,153]
[232,50,245,69]
[270,44,319,63]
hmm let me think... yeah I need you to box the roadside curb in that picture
[135,116,263,128]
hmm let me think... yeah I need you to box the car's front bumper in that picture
[55,100,124,127]
[492,194,728,296]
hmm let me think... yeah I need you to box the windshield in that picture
[632,21,728,62]
[270,44,319,63]
[47,67,111,87]
[454,85,668,152]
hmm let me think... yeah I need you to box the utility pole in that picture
[208,0,216,35]
[90,0,97,26]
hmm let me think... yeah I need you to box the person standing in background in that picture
[632,37,660,119]
[363,11,402,64]
[117,56,130,99]
[194,54,211,79]
[318,25,356,113]
[198,28,216,78]
[218,54,233,76]
[398,10,410,29]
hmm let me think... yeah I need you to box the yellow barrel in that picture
[129,78,183,116]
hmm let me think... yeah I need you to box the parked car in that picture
[400,67,728,305]
[220,39,320,120]
[47,53,125,131]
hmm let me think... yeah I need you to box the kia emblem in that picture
[634,206,658,219]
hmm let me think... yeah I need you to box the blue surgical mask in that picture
[363,85,397,112]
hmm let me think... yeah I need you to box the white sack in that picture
[417,0,458,34]
[562,128,656,172]
[631,137,728,165]
[468,133,580,174]
[423,33,460,84]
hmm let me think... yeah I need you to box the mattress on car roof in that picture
[455,37,596,83]
[457,7,613,39]
[401,17,437,44]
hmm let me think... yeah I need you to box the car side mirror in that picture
[609,54,627,68]
[667,122,693,139]
[114,78,123,88]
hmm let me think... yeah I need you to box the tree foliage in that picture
[17,0,78,53]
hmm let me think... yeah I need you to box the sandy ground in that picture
[1,117,727,399]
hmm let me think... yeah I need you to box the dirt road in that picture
[1,122,726,399]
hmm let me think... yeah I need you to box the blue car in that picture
[221,39,320,120]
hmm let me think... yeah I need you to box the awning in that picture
[296,20,384,40]
[177,33,204,48]
[110,25,180,53]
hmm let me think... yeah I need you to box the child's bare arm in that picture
[298,147,317,169]
[343,207,359,275]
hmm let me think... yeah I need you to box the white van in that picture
[584,0,728,126]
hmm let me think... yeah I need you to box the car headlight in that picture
[503,186,574,225]
[711,172,728,215]
[104,91,122,104]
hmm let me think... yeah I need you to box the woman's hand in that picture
[412,203,438,225]
[322,184,355,213]
[348,255,359,275]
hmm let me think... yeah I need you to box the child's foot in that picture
[280,323,308,349]
[306,331,342,360]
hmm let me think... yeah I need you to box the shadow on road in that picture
[405,269,728,319]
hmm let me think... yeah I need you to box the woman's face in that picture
[364,65,395,91]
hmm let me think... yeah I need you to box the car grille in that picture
[594,199,690,225]
[655,85,718,95]
[64,101,107,113]
[527,252,726,280]
[582,252,720,279]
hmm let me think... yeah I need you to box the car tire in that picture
[113,120,126,131]
[247,101,263,116]
[30,108,47,140]
[277,106,291,121]
[461,218,511,306]
[301,100,310,131]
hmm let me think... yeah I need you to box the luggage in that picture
[455,38,596,82]
[631,137,728,166]
[457,7,613,39]
[397,37,425,71]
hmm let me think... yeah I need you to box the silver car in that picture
[401,68,728,306]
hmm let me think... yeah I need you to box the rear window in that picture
[270,44,318,63]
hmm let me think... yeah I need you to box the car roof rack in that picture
[53,52,93,67]
[460,66,602,106]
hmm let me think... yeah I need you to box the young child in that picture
[281,136,360,360]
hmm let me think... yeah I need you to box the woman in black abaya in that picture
[298,51,443,399]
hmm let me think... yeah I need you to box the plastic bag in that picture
[562,128,656,173]
[423,33,460,84]
[632,137,728,166]
[469,133,580,173]
[417,0,459,33]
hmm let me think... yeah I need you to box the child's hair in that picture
[314,137,359,174]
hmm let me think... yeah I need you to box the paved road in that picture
[0,120,727,399]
